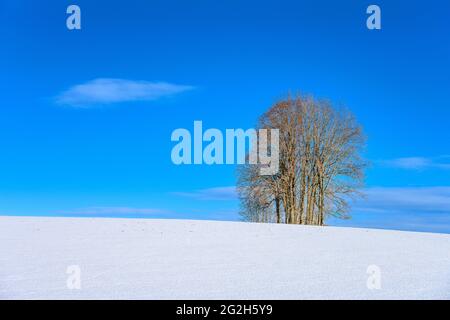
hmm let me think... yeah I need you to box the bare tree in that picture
[237,94,367,225]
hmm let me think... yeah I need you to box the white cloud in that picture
[173,186,237,201]
[58,207,167,215]
[332,186,450,233]
[381,156,450,170]
[56,78,194,107]
[354,186,450,214]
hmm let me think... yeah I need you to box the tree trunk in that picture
[275,197,281,223]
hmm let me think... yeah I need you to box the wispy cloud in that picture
[55,78,194,107]
[330,186,450,233]
[380,156,450,170]
[173,186,237,201]
[54,206,240,221]
[57,206,167,215]
[354,186,450,214]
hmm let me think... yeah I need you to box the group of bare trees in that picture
[237,94,367,225]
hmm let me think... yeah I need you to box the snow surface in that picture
[1,216,449,299]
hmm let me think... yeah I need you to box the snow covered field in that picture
[1,216,449,299]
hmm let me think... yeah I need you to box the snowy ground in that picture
[1,216,449,299]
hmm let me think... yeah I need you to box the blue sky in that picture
[1,0,450,233]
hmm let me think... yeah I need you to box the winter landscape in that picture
[1,216,449,300]
[2,1,450,302]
